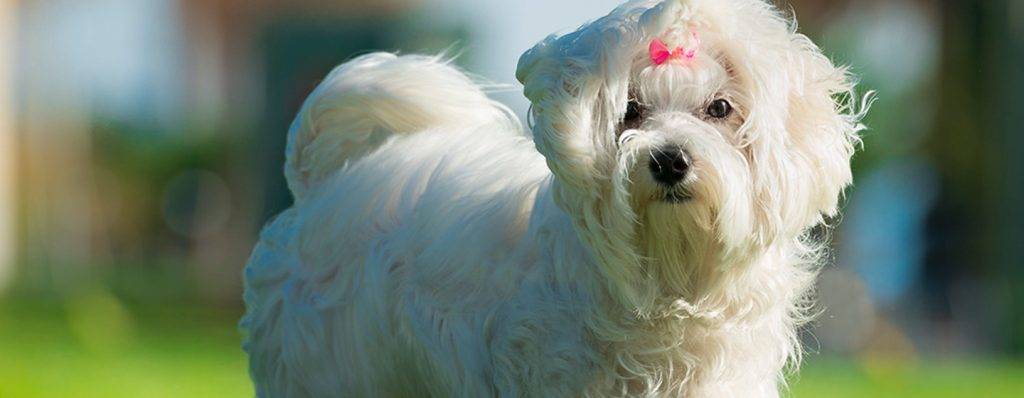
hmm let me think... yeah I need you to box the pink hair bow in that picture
[648,33,700,65]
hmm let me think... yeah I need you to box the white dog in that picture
[241,0,869,396]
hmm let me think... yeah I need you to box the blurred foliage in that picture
[90,118,246,249]
[91,119,239,183]
[12,118,253,306]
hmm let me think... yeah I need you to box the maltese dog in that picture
[241,0,870,396]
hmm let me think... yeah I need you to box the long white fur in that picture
[241,0,870,396]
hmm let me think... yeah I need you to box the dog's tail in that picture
[284,52,517,201]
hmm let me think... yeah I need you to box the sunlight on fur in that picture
[241,0,872,396]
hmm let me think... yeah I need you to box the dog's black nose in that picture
[649,148,690,186]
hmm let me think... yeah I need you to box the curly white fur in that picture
[241,0,870,396]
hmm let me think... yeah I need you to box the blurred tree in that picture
[929,0,1024,354]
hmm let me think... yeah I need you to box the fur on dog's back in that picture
[242,53,560,397]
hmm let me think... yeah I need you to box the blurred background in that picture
[0,0,1021,397]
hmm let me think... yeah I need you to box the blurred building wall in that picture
[0,0,15,292]
[15,0,120,291]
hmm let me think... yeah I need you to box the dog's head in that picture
[518,0,867,308]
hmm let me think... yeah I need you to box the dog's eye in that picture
[623,99,644,127]
[705,99,733,119]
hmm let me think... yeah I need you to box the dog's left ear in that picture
[782,33,868,221]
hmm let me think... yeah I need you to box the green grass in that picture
[0,294,252,398]
[2,295,1023,397]
[790,357,1024,398]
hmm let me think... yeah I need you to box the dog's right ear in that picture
[516,35,604,193]
[516,35,557,106]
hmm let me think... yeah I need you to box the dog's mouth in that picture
[662,190,693,204]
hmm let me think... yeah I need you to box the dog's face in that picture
[518,0,864,258]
